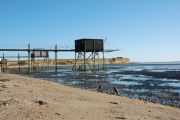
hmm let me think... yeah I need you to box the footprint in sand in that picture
[0,99,19,107]
[0,79,10,82]
[115,116,126,119]
[0,85,7,88]
[34,99,48,106]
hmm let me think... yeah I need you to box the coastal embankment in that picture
[0,73,179,120]
[2,57,130,68]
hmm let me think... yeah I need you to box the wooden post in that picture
[18,53,20,71]
[2,53,5,72]
[98,53,100,70]
[75,52,76,70]
[74,52,77,71]
[93,52,96,71]
[55,44,58,74]
[28,44,31,74]
[84,51,86,71]
[0,62,1,72]
[102,51,107,73]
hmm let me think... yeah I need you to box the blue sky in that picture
[0,0,180,62]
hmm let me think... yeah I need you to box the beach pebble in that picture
[34,99,48,106]
[55,113,61,116]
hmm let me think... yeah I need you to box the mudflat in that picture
[0,73,179,120]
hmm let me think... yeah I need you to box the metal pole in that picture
[28,43,31,74]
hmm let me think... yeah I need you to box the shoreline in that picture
[6,64,180,108]
[0,73,179,120]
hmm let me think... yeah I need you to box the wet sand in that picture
[120,70,180,80]
[0,73,179,120]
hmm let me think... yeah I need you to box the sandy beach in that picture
[0,73,179,120]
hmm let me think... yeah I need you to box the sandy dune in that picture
[0,73,179,120]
